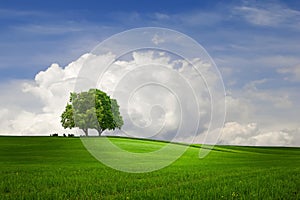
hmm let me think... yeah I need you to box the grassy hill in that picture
[0,136,299,199]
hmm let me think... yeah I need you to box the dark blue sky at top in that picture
[0,0,300,89]
[0,0,226,28]
[2,0,299,14]
[0,0,222,79]
[1,0,216,13]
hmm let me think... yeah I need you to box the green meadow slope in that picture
[0,136,299,199]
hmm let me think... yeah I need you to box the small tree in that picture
[61,89,123,136]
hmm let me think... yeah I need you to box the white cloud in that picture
[219,122,298,146]
[225,78,299,133]
[96,50,216,142]
[253,131,293,146]
[178,121,299,146]
[0,54,89,136]
[277,64,300,82]
[235,6,282,26]
[243,79,293,109]
[0,51,299,146]
[225,94,254,122]
[152,34,165,45]
[13,24,84,35]
[219,122,259,145]
[153,13,170,20]
[0,51,218,141]
[234,4,300,28]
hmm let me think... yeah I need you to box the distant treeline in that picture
[50,133,75,137]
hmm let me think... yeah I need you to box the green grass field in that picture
[1,136,299,199]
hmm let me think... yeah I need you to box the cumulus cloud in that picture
[177,121,299,147]
[225,78,300,131]
[0,51,299,146]
[88,50,218,142]
[0,54,89,135]
[221,79,299,146]
[219,122,258,145]
[0,51,218,141]
[219,122,298,147]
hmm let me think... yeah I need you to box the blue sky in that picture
[1,0,299,82]
[0,0,300,145]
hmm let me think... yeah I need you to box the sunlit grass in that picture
[0,136,299,199]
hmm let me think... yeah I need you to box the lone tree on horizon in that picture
[61,88,123,136]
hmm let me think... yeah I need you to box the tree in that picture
[61,89,123,136]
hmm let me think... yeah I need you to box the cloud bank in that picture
[0,51,299,146]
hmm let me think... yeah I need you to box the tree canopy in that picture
[61,89,123,136]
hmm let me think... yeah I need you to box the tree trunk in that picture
[97,128,103,136]
[82,128,88,136]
